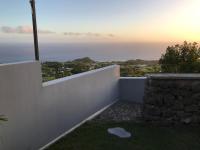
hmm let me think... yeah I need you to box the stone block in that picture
[143,75,200,125]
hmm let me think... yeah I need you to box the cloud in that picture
[108,34,115,37]
[1,26,114,38]
[38,29,55,34]
[64,32,115,38]
[1,26,55,34]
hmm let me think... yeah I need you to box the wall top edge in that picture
[146,73,200,80]
[43,65,119,87]
[0,60,38,67]
[120,77,147,80]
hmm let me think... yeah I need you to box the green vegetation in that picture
[0,115,7,122]
[42,41,200,82]
[42,57,160,82]
[159,41,200,73]
[46,122,200,150]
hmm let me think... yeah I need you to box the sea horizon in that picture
[0,42,176,63]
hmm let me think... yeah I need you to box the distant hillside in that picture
[124,59,158,65]
[73,57,95,64]
[42,57,160,82]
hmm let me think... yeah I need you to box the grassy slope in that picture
[47,122,200,150]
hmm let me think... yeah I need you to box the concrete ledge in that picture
[43,65,119,87]
[0,60,37,67]
[120,77,146,80]
[147,73,200,80]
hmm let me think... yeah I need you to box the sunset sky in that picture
[0,0,200,43]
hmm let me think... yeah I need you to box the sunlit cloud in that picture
[108,34,115,37]
[1,26,55,34]
[64,32,115,38]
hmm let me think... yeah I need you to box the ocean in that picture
[0,42,172,63]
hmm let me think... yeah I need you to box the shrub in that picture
[159,41,200,73]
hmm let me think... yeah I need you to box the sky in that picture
[0,0,200,43]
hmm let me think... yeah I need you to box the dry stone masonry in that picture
[143,74,200,125]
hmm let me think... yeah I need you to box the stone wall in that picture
[143,74,200,125]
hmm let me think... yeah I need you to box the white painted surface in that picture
[40,100,118,150]
[0,62,120,150]
[120,77,146,103]
[107,127,131,138]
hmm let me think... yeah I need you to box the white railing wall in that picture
[0,61,120,150]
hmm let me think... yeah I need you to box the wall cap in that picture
[120,77,146,80]
[0,61,38,67]
[43,65,119,87]
[146,73,200,80]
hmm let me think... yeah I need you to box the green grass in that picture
[46,122,200,150]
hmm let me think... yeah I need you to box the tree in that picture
[159,41,200,73]
[71,63,90,74]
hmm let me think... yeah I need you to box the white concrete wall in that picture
[0,61,120,150]
[120,77,146,103]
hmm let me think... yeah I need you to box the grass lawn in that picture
[46,122,200,150]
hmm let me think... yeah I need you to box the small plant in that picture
[0,115,7,122]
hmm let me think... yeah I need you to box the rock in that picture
[177,95,184,100]
[191,93,200,101]
[143,114,161,121]
[176,111,185,118]
[144,105,161,116]
[185,105,199,113]
[181,118,192,124]
[162,109,175,118]
[107,127,131,138]
[192,116,200,123]
[191,82,200,92]
[144,97,156,105]
[163,95,175,106]
[173,102,184,110]
[143,76,200,125]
